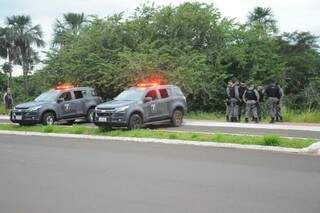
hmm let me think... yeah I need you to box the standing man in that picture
[276,83,284,121]
[238,82,247,122]
[243,83,259,123]
[257,85,265,121]
[265,81,282,123]
[228,80,240,122]
[225,81,233,122]
[3,88,13,115]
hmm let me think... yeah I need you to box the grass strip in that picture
[0,124,315,149]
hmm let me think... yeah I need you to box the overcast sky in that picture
[1,0,319,76]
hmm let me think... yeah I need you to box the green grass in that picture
[186,110,320,123]
[282,110,320,123]
[0,105,6,115]
[0,124,315,149]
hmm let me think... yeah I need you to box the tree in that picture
[53,13,87,47]
[248,7,277,34]
[6,15,45,93]
[0,26,20,88]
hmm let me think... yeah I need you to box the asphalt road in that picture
[0,134,319,213]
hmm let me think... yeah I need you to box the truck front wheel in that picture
[128,114,143,130]
[42,112,55,125]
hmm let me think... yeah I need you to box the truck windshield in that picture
[34,90,60,102]
[114,89,145,101]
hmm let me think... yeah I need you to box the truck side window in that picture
[159,89,169,99]
[74,91,83,99]
[60,92,72,101]
[145,90,157,101]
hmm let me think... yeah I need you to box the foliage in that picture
[263,134,280,146]
[1,3,320,113]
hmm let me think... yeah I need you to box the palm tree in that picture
[248,7,277,33]
[6,15,45,93]
[53,13,87,47]
[0,26,20,88]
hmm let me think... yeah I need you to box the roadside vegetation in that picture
[0,124,315,149]
[1,2,320,114]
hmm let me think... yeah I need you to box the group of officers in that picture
[225,80,283,123]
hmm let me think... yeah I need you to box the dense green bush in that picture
[2,2,320,112]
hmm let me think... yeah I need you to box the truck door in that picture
[73,90,86,116]
[157,88,171,119]
[57,91,78,118]
[143,89,161,121]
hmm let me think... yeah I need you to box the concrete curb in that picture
[0,130,311,155]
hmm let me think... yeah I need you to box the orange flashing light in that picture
[55,83,74,90]
[137,82,159,88]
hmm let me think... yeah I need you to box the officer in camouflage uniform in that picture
[276,83,284,121]
[228,80,240,122]
[243,83,260,123]
[265,81,283,123]
[225,81,233,122]
[238,82,247,122]
[257,85,265,121]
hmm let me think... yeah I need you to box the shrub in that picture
[43,125,54,133]
[263,134,280,146]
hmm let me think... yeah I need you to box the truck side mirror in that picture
[144,97,152,103]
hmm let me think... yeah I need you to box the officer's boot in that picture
[279,116,283,121]
[276,117,279,122]
[254,117,259,123]
[270,117,275,123]
[226,116,229,122]
[245,118,249,123]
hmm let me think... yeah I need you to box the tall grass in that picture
[0,105,6,115]
[186,110,320,123]
[283,110,320,123]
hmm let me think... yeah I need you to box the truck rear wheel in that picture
[171,109,183,127]
[42,112,55,125]
[128,114,142,130]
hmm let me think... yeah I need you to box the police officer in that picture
[227,80,240,122]
[243,83,259,123]
[225,81,233,122]
[276,83,284,121]
[238,82,247,122]
[265,81,283,123]
[3,88,13,115]
[257,85,264,121]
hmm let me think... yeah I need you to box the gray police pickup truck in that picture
[11,86,102,125]
[94,84,187,130]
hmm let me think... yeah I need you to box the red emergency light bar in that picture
[136,83,159,88]
[55,83,74,90]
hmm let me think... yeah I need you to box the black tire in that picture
[171,109,183,127]
[128,114,143,130]
[41,112,55,125]
[87,108,95,123]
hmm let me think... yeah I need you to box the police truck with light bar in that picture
[10,84,102,125]
[94,84,187,130]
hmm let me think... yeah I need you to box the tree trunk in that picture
[22,63,28,96]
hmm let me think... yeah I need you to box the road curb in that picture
[0,130,312,155]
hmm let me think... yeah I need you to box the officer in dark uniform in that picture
[265,81,283,123]
[3,88,13,115]
[238,82,247,122]
[243,83,260,123]
[257,86,264,121]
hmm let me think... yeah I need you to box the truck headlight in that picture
[115,106,129,112]
[28,105,42,112]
